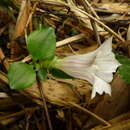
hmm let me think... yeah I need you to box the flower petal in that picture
[95,71,113,82]
[53,37,121,98]
[62,49,97,68]
[97,37,112,54]
[96,37,121,72]
[54,51,98,83]
[92,37,121,83]
[95,53,121,72]
[91,75,111,99]
[57,65,94,84]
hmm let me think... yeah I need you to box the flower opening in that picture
[53,37,121,98]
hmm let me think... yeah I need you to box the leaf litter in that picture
[0,0,130,129]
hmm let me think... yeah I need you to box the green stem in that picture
[40,56,59,69]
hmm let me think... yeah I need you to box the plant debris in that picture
[0,0,130,130]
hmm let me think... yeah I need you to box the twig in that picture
[80,0,101,45]
[25,2,38,29]
[56,33,85,47]
[68,44,77,54]
[82,0,101,41]
[91,21,101,45]
[68,5,125,42]
[0,106,39,121]
[13,0,30,39]
[48,97,111,127]
[69,102,111,127]
[84,0,100,19]
[36,74,53,130]
[34,114,47,130]
[0,48,9,70]
[39,0,124,41]
[0,71,8,84]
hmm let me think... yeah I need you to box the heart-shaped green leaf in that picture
[27,27,56,60]
[8,62,36,90]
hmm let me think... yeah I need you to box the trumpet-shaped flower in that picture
[53,37,121,98]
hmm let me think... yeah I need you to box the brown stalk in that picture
[11,0,30,59]
[38,0,124,41]
[36,74,53,130]
[80,0,101,45]
[69,102,111,127]
[0,48,9,70]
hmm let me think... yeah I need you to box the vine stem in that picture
[36,74,53,130]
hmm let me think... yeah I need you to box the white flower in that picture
[53,37,121,98]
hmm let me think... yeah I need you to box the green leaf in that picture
[116,54,130,65]
[116,54,130,83]
[51,69,74,79]
[8,62,36,90]
[27,27,56,60]
[0,0,18,9]
[119,65,130,83]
